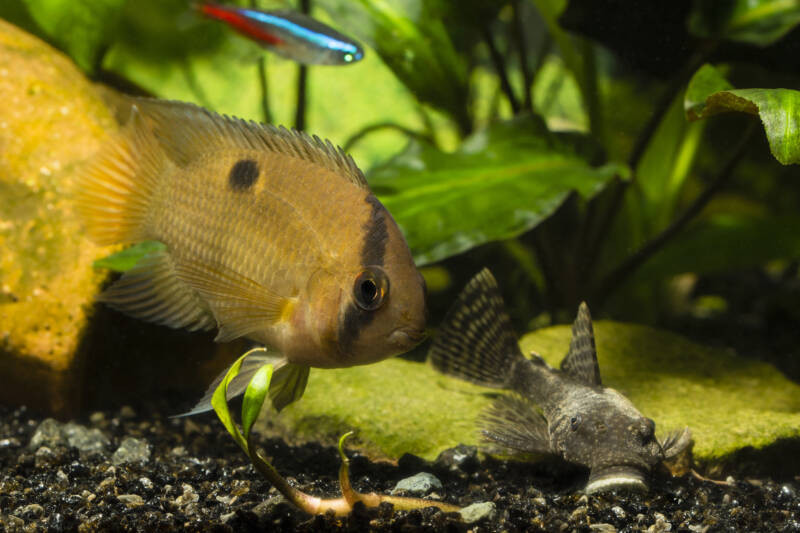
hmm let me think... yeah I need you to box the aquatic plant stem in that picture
[294,0,311,131]
[250,0,272,124]
[512,0,534,113]
[343,122,435,153]
[482,24,521,115]
[593,122,756,305]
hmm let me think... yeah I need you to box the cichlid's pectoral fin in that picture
[428,268,524,389]
[97,247,217,333]
[174,350,310,417]
[479,394,553,457]
[127,97,369,190]
[560,302,602,387]
[173,260,293,343]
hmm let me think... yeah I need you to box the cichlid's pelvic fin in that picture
[480,394,552,457]
[128,98,369,190]
[175,350,310,417]
[560,302,602,387]
[428,268,523,388]
[97,248,216,333]
[174,260,292,343]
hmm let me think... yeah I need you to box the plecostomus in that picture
[77,97,426,412]
[429,269,691,493]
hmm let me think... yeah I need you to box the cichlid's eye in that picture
[353,267,389,311]
[570,415,582,431]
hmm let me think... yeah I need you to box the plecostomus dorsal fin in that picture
[428,268,523,389]
[560,302,602,386]
[480,394,552,457]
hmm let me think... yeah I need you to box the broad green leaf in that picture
[633,213,800,282]
[241,364,273,441]
[92,241,166,272]
[211,353,249,452]
[280,322,800,462]
[318,0,470,131]
[370,116,626,265]
[686,64,800,165]
[689,0,800,46]
[22,0,126,72]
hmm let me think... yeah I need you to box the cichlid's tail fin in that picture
[428,268,524,389]
[75,104,164,245]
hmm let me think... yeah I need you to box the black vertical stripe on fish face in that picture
[338,302,365,356]
[228,159,259,190]
[361,195,388,266]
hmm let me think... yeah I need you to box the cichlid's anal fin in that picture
[479,394,553,457]
[560,302,602,387]
[128,97,369,191]
[98,248,216,332]
[173,351,309,417]
[75,105,164,245]
[429,268,523,389]
[175,260,293,343]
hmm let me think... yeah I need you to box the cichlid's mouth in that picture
[389,327,427,350]
[585,465,648,494]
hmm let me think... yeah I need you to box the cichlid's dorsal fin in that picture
[429,268,523,389]
[479,394,553,456]
[129,97,369,191]
[560,302,602,386]
[174,259,293,343]
[97,248,216,333]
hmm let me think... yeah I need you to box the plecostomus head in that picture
[429,269,692,493]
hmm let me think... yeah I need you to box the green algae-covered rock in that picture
[278,321,800,465]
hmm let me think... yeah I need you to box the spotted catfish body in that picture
[78,97,426,410]
[429,269,691,494]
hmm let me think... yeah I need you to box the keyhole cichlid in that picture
[197,3,364,65]
[77,97,426,413]
[430,269,691,494]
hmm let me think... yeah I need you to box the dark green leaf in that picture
[92,241,166,272]
[689,0,800,46]
[241,364,273,441]
[211,353,249,452]
[22,0,126,72]
[686,64,800,165]
[634,213,800,281]
[370,116,626,265]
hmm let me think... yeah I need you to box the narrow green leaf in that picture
[241,364,274,441]
[686,64,800,165]
[92,241,167,272]
[370,116,626,265]
[22,0,126,72]
[689,0,800,46]
[211,353,249,452]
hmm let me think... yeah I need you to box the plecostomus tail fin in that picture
[428,268,524,389]
[479,394,553,457]
[174,350,310,417]
[560,302,602,386]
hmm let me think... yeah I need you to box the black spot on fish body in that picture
[229,159,259,190]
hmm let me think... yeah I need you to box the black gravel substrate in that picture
[1,404,799,532]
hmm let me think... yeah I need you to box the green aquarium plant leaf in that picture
[241,363,273,441]
[370,116,626,265]
[689,0,800,46]
[21,0,127,72]
[686,64,800,165]
[92,241,167,272]
[211,352,250,452]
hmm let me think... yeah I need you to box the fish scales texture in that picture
[78,97,426,372]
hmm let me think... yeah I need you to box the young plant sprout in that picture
[211,349,461,516]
